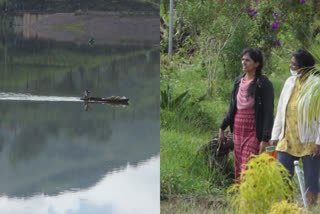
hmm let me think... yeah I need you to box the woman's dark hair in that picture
[292,49,315,76]
[241,48,263,98]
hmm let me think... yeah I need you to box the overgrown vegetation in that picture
[161,0,320,213]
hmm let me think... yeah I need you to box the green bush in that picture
[228,154,293,214]
[268,200,308,214]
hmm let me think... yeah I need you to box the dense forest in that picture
[0,0,160,13]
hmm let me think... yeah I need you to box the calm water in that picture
[0,18,159,214]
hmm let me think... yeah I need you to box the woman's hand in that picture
[259,141,269,154]
[312,145,320,157]
[218,128,227,144]
[270,140,278,146]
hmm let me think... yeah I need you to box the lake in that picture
[0,13,159,214]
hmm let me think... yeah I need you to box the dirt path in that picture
[14,11,159,45]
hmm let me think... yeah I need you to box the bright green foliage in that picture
[284,0,319,49]
[298,73,320,135]
[268,200,308,214]
[228,154,293,214]
[160,55,232,133]
[309,44,320,65]
[160,85,190,110]
[160,0,169,17]
[298,46,320,139]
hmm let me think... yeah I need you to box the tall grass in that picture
[161,129,234,198]
[160,55,235,200]
[161,130,212,198]
[161,199,230,214]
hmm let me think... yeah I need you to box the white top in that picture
[271,76,320,145]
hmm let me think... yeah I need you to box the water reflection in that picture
[0,156,160,214]
[83,101,128,112]
[0,16,159,213]
[13,13,159,46]
[0,100,159,197]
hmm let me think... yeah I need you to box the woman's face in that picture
[241,53,259,73]
[290,56,299,71]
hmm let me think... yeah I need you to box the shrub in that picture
[228,153,293,214]
[268,200,307,214]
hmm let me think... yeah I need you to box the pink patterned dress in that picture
[233,78,259,181]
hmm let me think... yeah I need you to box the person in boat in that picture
[88,38,95,45]
[109,95,122,100]
[84,89,91,99]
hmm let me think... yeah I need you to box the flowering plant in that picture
[271,20,280,30]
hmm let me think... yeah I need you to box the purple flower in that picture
[247,8,259,15]
[274,40,281,47]
[271,20,280,29]
[248,8,254,13]
[300,0,306,4]
[273,12,279,17]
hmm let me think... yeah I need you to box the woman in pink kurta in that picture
[218,48,274,182]
[233,78,259,180]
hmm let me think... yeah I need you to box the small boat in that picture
[80,96,129,104]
